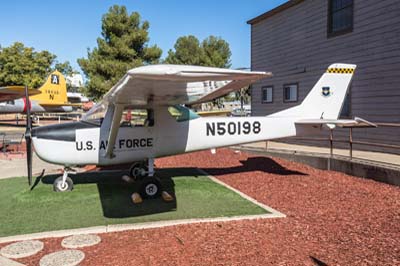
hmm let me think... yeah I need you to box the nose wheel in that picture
[53,176,73,192]
[53,167,75,192]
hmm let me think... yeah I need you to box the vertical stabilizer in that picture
[268,63,356,120]
[30,70,68,105]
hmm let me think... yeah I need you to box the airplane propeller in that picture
[24,85,33,186]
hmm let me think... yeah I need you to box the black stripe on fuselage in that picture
[32,121,99,142]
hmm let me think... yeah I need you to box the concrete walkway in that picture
[0,154,60,179]
[241,141,400,167]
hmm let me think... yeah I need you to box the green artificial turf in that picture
[0,168,268,237]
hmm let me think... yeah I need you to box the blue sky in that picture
[0,0,286,73]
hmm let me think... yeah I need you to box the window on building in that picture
[262,86,273,103]
[328,0,354,36]
[283,83,298,102]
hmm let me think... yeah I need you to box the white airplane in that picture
[24,63,372,200]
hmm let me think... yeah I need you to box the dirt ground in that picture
[3,149,400,266]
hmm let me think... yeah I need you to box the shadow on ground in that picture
[41,169,179,219]
[201,156,307,176]
[38,157,304,218]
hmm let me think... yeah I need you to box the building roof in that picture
[247,0,305,25]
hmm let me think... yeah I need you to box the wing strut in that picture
[101,104,123,158]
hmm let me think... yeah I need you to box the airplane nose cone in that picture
[31,123,76,141]
[31,127,38,138]
[31,121,99,141]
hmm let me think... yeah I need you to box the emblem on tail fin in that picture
[51,74,60,85]
[321,86,332,97]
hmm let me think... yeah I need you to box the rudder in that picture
[30,70,68,106]
[268,63,356,120]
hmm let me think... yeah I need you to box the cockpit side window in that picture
[168,105,200,122]
[120,108,154,127]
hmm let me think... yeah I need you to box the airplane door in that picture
[154,106,189,157]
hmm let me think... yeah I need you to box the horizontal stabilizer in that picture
[296,117,377,129]
[0,86,41,102]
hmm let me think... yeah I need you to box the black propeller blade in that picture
[24,85,33,186]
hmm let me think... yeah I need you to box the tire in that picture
[53,176,74,192]
[129,162,148,180]
[139,177,161,199]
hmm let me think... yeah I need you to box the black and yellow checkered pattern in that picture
[326,68,354,74]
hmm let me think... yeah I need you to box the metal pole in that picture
[328,129,333,170]
[349,128,353,160]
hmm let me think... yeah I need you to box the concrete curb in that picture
[0,214,283,244]
[0,169,285,244]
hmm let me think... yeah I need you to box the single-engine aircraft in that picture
[23,63,374,200]
[0,70,76,114]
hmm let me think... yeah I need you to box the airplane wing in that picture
[0,86,41,102]
[296,117,377,128]
[100,64,271,107]
[90,64,270,158]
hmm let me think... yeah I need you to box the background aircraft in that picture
[24,63,373,201]
[0,70,76,114]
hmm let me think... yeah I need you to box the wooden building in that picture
[248,0,400,154]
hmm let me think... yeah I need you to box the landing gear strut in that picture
[129,158,172,202]
[53,167,75,192]
[129,161,148,181]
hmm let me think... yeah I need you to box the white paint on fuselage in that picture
[32,111,298,167]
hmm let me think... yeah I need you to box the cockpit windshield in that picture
[168,105,200,122]
[81,102,108,126]
[82,103,199,126]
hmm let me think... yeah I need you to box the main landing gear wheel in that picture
[139,177,161,199]
[53,176,74,192]
[129,161,148,181]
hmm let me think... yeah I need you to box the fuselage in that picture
[0,99,73,114]
[31,106,298,167]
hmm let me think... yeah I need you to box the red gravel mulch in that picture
[3,149,400,266]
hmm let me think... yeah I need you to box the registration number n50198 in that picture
[206,121,261,136]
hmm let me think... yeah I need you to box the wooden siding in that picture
[250,0,400,154]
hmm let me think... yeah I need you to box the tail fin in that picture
[30,70,69,106]
[269,63,356,119]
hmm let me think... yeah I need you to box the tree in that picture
[164,35,231,68]
[201,36,231,68]
[0,42,55,88]
[54,61,74,77]
[78,5,162,99]
[0,42,73,88]
[164,35,204,65]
